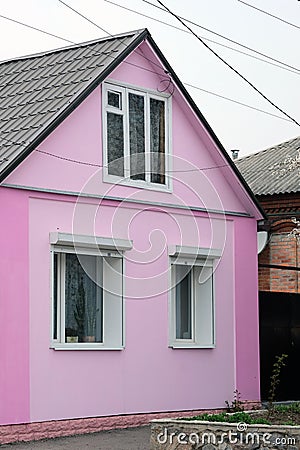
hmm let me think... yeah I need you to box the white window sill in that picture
[50,344,124,351]
[169,343,216,349]
[103,174,172,193]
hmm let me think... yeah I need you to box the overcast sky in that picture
[0,0,299,157]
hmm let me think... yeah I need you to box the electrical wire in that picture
[0,143,231,175]
[0,0,296,162]
[58,0,110,35]
[155,0,300,127]
[141,0,300,74]
[2,143,229,174]
[0,13,75,44]
[53,0,295,122]
[1,1,299,77]
[238,0,300,31]
[104,0,300,76]
[36,149,229,172]
[185,83,293,122]
[2,143,298,177]
[57,0,170,76]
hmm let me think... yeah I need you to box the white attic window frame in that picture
[102,80,172,192]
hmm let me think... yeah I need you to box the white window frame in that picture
[168,246,221,349]
[49,232,132,350]
[102,80,172,192]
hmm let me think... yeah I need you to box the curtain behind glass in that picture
[176,265,192,340]
[129,93,145,180]
[150,99,165,184]
[65,254,102,343]
[107,112,124,177]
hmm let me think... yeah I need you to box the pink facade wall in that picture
[234,218,260,400]
[0,188,30,425]
[0,40,261,425]
[27,194,238,422]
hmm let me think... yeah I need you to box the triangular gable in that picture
[0,28,265,219]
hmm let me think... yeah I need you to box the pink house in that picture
[0,29,265,442]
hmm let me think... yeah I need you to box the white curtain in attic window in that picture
[129,92,145,180]
[150,98,165,185]
[107,112,124,177]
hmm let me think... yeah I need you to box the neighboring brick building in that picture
[236,136,300,401]
[236,137,300,294]
[257,194,300,293]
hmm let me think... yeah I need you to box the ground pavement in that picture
[1,426,151,450]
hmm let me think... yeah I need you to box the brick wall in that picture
[258,233,300,293]
[258,193,300,294]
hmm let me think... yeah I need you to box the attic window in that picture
[103,82,170,189]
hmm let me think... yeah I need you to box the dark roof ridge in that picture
[0,28,146,67]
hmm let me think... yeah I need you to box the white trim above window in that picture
[50,233,130,350]
[169,246,220,349]
[168,245,222,260]
[102,81,171,191]
[50,232,132,252]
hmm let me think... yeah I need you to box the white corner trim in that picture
[168,245,222,259]
[49,232,133,251]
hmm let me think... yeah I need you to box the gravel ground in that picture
[1,426,151,450]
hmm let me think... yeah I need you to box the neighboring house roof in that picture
[0,28,265,218]
[236,136,300,196]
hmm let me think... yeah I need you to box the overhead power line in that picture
[185,84,293,122]
[142,0,300,74]
[0,2,295,129]
[104,0,299,76]
[35,149,229,173]
[57,1,172,77]
[238,0,300,31]
[59,0,294,122]
[0,13,74,44]
[155,0,300,127]
[58,0,110,35]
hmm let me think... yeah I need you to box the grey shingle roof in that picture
[0,29,147,180]
[236,136,300,196]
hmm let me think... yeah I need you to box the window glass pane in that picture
[129,93,145,180]
[176,266,192,339]
[107,112,124,177]
[108,90,121,109]
[65,254,103,343]
[150,98,165,184]
[53,253,58,340]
